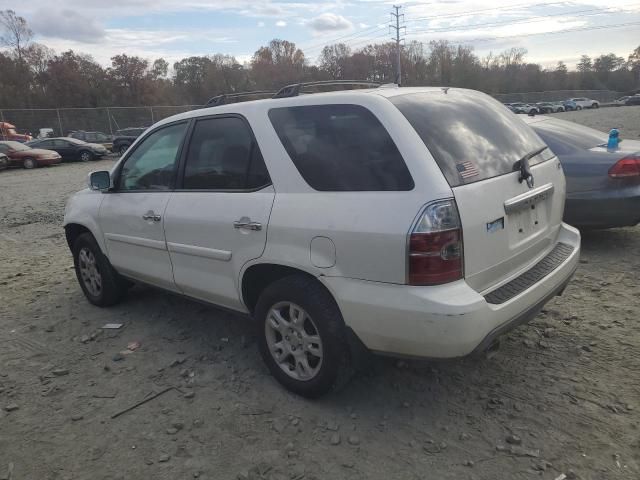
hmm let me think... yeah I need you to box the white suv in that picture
[64,85,580,397]
[568,97,600,109]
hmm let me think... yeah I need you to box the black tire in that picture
[576,105,583,110]
[72,233,126,307]
[118,145,129,156]
[255,274,349,398]
[23,157,37,169]
[592,103,599,109]
[79,150,94,162]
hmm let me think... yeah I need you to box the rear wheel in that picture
[592,103,599,109]
[79,150,93,162]
[73,233,127,307]
[576,105,583,110]
[255,275,349,398]
[23,157,37,169]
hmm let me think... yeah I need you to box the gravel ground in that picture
[554,106,640,139]
[1,109,639,480]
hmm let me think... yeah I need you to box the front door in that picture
[99,121,189,291]
[164,116,274,311]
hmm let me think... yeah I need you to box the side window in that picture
[38,140,52,148]
[182,117,270,190]
[117,122,187,191]
[268,104,414,191]
[53,140,69,148]
[86,133,98,142]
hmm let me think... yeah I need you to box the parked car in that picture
[0,153,8,170]
[613,96,630,106]
[26,137,108,162]
[563,100,578,111]
[112,127,146,156]
[567,97,599,110]
[0,140,62,169]
[69,131,114,151]
[625,95,640,106]
[64,85,580,397]
[536,102,564,113]
[525,116,640,229]
[510,102,539,114]
[0,122,32,142]
[37,128,55,139]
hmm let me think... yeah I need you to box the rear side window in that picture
[182,116,270,190]
[268,104,413,191]
[391,91,554,187]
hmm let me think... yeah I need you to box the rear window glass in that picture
[529,118,606,150]
[390,91,554,187]
[268,104,414,191]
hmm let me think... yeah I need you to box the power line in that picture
[406,1,573,23]
[409,5,637,35]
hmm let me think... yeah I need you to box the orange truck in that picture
[0,122,33,142]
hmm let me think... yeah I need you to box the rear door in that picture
[164,115,274,311]
[391,90,565,293]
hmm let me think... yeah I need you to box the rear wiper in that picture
[513,146,547,188]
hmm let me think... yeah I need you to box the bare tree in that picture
[0,9,33,61]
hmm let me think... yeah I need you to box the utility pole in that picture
[390,5,405,85]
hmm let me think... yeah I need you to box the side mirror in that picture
[89,171,111,191]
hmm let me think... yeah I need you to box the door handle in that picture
[233,219,262,231]
[142,211,162,222]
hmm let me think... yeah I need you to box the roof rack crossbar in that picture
[205,90,276,107]
[273,80,381,99]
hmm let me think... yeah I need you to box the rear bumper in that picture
[323,223,580,358]
[564,189,640,228]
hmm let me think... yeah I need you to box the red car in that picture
[0,141,62,169]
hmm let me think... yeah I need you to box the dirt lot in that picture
[1,108,639,480]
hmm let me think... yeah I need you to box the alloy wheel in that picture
[265,302,323,381]
[78,247,102,297]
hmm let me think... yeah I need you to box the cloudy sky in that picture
[4,0,640,69]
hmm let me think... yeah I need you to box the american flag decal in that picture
[456,161,479,179]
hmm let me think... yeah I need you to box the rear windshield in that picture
[390,90,554,187]
[268,104,414,191]
[528,118,606,150]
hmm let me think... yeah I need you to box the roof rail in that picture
[273,80,381,99]
[205,90,276,107]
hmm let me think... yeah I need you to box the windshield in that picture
[390,90,554,187]
[1,141,29,151]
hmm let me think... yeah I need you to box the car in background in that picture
[536,102,565,113]
[26,137,108,162]
[112,127,146,156]
[69,131,113,151]
[525,116,640,229]
[567,97,599,110]
[0,140,62,169]
[37,128,55,139]
[0,153,8,170]
[510,102,539,114]
[562,100,577,111]
[625,95,640,106]
[613,96,630,106]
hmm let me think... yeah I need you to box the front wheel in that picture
[576,105,583,110]
[592,103,599,109]
[255,275,349,398]
[79,150,94,162]
[73,233,127,307]
[23,157,37,169]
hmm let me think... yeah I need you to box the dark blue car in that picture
[525,116,640,229]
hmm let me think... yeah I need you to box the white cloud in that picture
[30,9,105,43]
[308,13,353,32]
[276,20,287,27]
[258,21,265,27]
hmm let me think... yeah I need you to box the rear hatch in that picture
[391,89,565,293]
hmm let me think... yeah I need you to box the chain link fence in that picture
[0,105,202,138]
[0,90,624,138]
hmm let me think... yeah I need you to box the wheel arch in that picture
[64,222,106,255]
[240,262,331,315]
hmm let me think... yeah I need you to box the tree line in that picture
[1,9,639,109]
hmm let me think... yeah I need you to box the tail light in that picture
[408,199,464,286]
[609,154,640,178]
